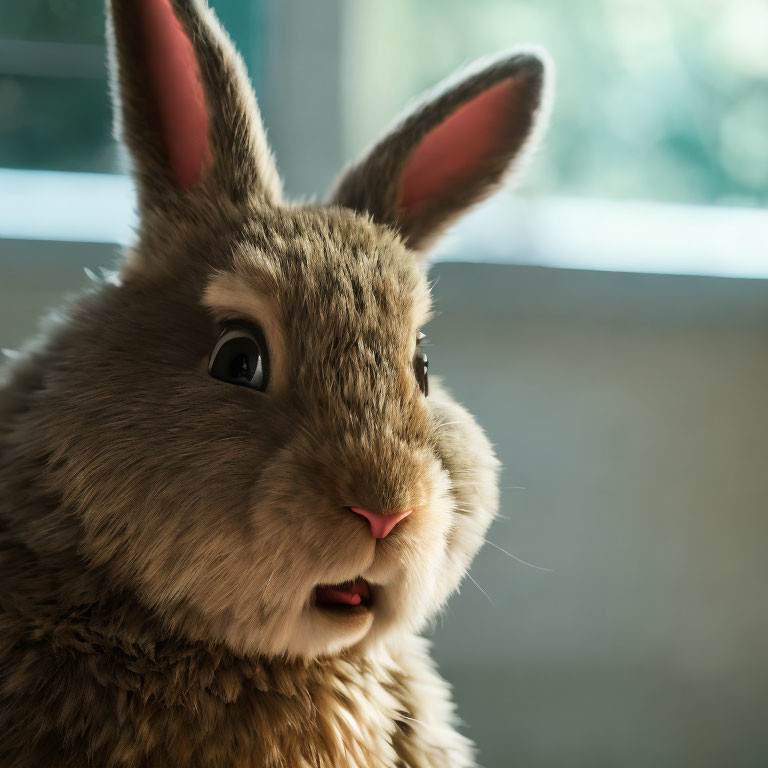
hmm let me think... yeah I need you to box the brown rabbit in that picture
[0,1,550,765]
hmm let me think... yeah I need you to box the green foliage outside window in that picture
[345,0,768,207]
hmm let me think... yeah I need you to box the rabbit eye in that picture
[209,323,269,391]
[414,333,428,397]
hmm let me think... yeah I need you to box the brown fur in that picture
[0,1,549,765]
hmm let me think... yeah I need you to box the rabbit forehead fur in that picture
[21,201,498,660]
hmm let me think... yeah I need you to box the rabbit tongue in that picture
[315,579,371,606]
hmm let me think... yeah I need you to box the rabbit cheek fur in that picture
[0,0,550,765]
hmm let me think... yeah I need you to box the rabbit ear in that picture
[107,0,281,210]
[330,52,549,251]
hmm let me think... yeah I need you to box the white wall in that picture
[428,264,768,768]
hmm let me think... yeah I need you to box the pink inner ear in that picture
[398,78,522,215]
[138,0,212,189]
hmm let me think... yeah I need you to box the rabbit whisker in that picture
[466,573,494,606]
[482,538,553,572]
[396,713,440,732]
[454,506,510,520]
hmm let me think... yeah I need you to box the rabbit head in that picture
[15,0,549,659]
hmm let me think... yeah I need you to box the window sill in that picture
[3,167,768,280]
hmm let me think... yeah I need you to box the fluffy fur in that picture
[0,0,549,765]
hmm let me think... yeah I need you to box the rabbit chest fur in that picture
[0,582,469,766]
[0,0,550,765]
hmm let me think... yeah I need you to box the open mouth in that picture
[313,578,372,611]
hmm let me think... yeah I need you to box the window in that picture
[0,0,261,173]
[344,0,768,207]
[2,0,767,276]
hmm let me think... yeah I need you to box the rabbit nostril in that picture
[348,507,413,539]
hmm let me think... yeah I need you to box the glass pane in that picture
[0,0,262,173]
[343,0,768,208]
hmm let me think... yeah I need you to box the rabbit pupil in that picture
[230,353,252,380]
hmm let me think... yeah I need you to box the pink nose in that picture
[349,507,413,539]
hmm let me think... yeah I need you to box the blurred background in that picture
[2,1,768,766]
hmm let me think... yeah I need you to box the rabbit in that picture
[0,0,550,766]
